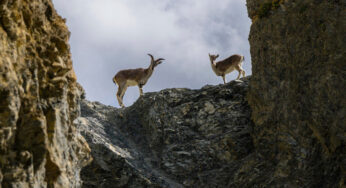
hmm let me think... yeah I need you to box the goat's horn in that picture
[148,54,154,61]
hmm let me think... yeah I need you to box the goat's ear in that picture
[216,54,219,58]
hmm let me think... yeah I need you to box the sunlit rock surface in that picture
[0,0,91,187]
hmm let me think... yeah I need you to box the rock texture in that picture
[0,0,91,187]
[78,1,345,187]
[247,0,345,187]
[77,77,255,187]
[2,0,343,187]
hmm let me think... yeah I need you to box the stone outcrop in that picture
[0,0,91,187]
[246,0,345,187]
[79,70,344,187]
[77,77,255,187]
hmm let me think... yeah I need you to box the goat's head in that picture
[208,53,219,62]
[148,54,165,67]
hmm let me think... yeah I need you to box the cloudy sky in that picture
[52,0,251,107]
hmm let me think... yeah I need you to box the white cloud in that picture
[52,0,251,107]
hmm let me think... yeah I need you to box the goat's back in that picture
[114,68,146,83]
[215,54,243,72]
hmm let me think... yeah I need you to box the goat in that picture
[208,53,245,84]
[113,54,164,108]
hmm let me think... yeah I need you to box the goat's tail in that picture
[112,76,117,85]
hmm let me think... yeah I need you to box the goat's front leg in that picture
[118,85,128,108]
[117,88,125,108]
[222,75,226,84]
[236,66,245,80]
[242,70,246,78]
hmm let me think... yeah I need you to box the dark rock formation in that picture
[247,0,345,187]
[0,0,91,187]
[77,77,255,187]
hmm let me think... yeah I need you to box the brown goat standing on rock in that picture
[209,53,245,84]
[113,54,164,108]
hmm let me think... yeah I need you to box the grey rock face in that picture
[246,0,345,187]
[77,77,255,187]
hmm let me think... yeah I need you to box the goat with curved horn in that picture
[113,54,164,108]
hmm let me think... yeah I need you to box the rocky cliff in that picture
[246,0,345,187]
[77,77,256,187]
[0,0,91,187]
